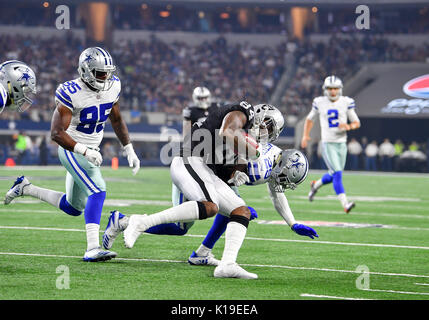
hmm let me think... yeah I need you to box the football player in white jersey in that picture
[301,75,361,213]
[4,47,140,262]
[0,60,37,114]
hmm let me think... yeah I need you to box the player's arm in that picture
[339,100,361,131]
[301,108,317,149]
[219,110,259,160]
[51,103,102,166]
[109,102,140,175]
[267,182,318,239]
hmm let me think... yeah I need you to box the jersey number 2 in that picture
[77,103,113,134]
[327,109,339,128]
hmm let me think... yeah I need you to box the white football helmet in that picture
[251,104,285,143]
[0,60,37,113]
[323,75,343,101]
[270,149,308,192]
[78,47,116,91]
[192,86,211,109]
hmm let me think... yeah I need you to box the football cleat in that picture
[4,176,31,205]
[214,262,258,280]
[103,210,128,250]
[188,251,220,266]
[83,247,117,262]
[308,180,318,202]
[344,202,356,214]
[123,214,149,249]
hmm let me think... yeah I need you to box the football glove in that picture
[291,223,319,239]
[74,143,102,167]
[124,143,140,175]
[227,170,250,187]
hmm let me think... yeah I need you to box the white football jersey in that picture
[55,77,121,148]
[308,96,358,143]
[0,83,7,109]
[246,143,282,185]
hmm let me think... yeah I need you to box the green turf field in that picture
[0,166,428,300]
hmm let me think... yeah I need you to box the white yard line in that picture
[415,283,429,286]
[360,288,429,296]
[1,251,428,280]
[2,225,429,251]
[300,293,373,300]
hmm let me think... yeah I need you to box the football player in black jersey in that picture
[119,101,281,279]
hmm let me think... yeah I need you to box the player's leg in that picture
[145,183,195,235]
[308,142,335,201]
[123,156,220,248]
[189,185,258,266]
[213,177,257,279]
[325,143,355,213]
[59,146,116,261]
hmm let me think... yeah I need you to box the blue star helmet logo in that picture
[290,158,304,169]
[18,69,33,83]
[84,54,93,63]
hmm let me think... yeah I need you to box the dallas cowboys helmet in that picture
[270,149,308,192]
[78,47,116,91]
[192,86,211,110]
[323,75,343,101]
[0,60,37,113]
[251,104,285,143]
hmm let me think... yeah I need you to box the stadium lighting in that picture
[312,7,318,13]
[159,11,170,18]
[43,1,49,8]
[220,12,230,19]
[141,3,148,10]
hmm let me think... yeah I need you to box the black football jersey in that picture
[182,102,222,125]
[181,101,255,172]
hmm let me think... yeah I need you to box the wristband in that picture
[74,142,87,155]
[123,143,134,154]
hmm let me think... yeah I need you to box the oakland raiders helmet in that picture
[323,75,343,101]
[270,149,308,192]
[192,86,211,109]
[0,60,37,113]
[252,104,285,143]
[78,47,116,91]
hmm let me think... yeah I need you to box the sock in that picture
[23,184,64,208]
[145,223,188,236]
[84,191,106,225]
[202,214,229,249]
[338,193,348,208]
[140,201,202,230]
[85,223,100,251]
[332,171,345,195]
[321,173,333,185]
[59,195,82,216]
[314,179,323,190]
[220,215,249,265]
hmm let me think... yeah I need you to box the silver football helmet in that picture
[251,104,285,143]
[0,60,37,113]
[270,149,308,192]
[192,86,211,109]
[78,47,116,91]
[323,75,343,101]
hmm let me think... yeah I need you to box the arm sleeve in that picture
[347,108,360,123]
[306,99,319,121]
[267,182,297,227]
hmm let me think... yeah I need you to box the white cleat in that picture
[123,214,149,249]
[102,211,128,250]
[214,262,258,279]
[344,202,356,214]
[4,176,31,205]
[188,251,220,266]
[83,247,117,262]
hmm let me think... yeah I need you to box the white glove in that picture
[124,143,140,175]
[74,143,102,167]
[227,170,250,187]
